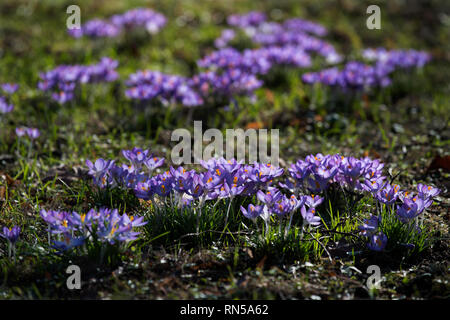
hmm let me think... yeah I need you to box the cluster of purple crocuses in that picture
[285,154,439,250]
[198,46,311,75]
[362,48,431,69]
[85,150,439,251]
[357,182,439,252]
[68,7,166,38]
[227,11,268,29]
[302,49,431,90]
[38,57,119,104]
[0,96,14,115]
[125,70,203,107]
[226,12,339,62]
[189,69,263,103]
[186,14,335,103]
[0,83,19,115]
[228,13,327,38]
[125,43,311,107]
[123,11,334,107]
[125,67,263,107]
[302,61,393,90]
[127,10,431,107]
[39,207,147,252]
[15,127,40,140]
[15,126,40,159]
[221,12,430,92]
[60,9,431,108]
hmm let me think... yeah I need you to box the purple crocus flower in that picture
[68,19,121,38]
[170,166,195,193]
[150,172,173,197]
[185,174,205,199]
[121,214,147,228]
[15,127,27,137]
[240,204,263,220]
[358,215,380,236]
[0,97,14,114]
[307,171,333,193]
[256,187,283,206]
[178,195,194,208]
[367,232,388,251]
[396,195,426,223]
[86,158,116,188]
[122,147,151,169]
[362,176,386,193]
[26,128,40,139]
[417,184,440,199]
[1,83,19,94]
[14,126,40,140]
[288,194,307,211]
[52,235,86,252]
[278,178,300,194]
[375,184,401,205]
[300,205,321,226]
[40,209,72,234]
[289,159,311,183]
[215,179,245,199]
[199,171,222,192]
[0,226,21,244]
[51,91,74,104]
[134,181,153,200]
[252,163,284,184]
[86,158,115,179]
[305,194,324,208]
[270,195,293,217]
[341,157,364,178]
[144,156,165,173]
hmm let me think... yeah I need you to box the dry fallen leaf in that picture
[0,186,5,201]
[363,149,381,159]
[265,89,274,103]
[244,247,253,259]
[245,121,264,130]
[256,255,267,270]
[428,155,450,172]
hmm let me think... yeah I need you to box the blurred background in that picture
[0,0,448,163]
